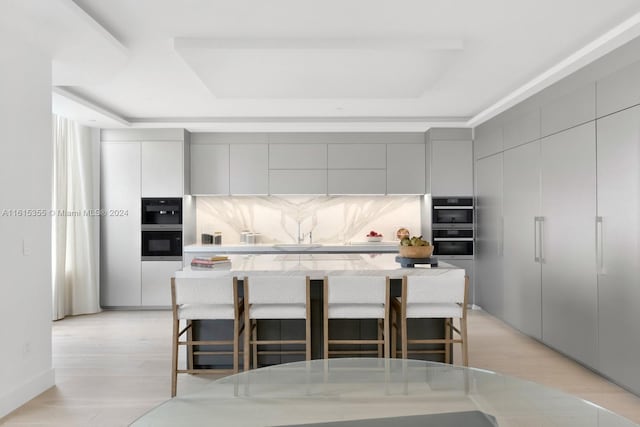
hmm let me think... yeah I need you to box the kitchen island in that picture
[176,253,462,367]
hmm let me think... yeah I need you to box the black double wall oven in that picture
[432,197,474,257]
[141,198,183,261]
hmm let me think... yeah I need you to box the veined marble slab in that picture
[176,253,458,281]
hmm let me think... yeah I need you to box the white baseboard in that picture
[0,368,55,419]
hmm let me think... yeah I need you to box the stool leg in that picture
[305,316,311,361]
[252,320,258,369]
[401,314,408,360]
[444,319,451,364]
[383,316,390,359]
[171,317,179,397]
[391,310,397,359]
[377,320,383,358]
[461,316,469,367]
[233,318,239,374]
[186,320,194,370]
[244,316,251,371]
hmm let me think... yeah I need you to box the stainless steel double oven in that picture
[431,197,474,258]
[141,198,183,261]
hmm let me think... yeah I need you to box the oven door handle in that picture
[433,238,474,241]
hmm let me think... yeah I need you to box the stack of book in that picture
[190,256,232,269]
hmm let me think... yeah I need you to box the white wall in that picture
[0,33,54,417]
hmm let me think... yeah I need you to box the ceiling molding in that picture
[125,116,470,132]
[53,86,130,126]
[60,0,128,54]
[174,37,464,51]
[467,11,640,128]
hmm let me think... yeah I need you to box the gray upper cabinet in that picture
[269,170,327,195]
[328,169,386,195]
[190,144,230,195]
[430,140,473,196]
[229,144,269,195]
[269,144,327,169]
[474,153,504,318]
[268,144,327,194]
[328,143,386,194]
[328,143,386,169]
[540,83,595,137]
[141,140,184,197]
[596,105,640,394]
[540,122,597,367]
[502,109,540,150]
[474,123,503,159]
[597,59,640,118]
[386,143,425,194]
[502,140,542,339]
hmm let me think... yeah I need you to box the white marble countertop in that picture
[176,253,457,280]
[184,242,400,254]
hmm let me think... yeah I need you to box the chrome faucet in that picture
[297,221,303,244]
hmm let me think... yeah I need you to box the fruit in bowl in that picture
[366,230,383,242]
[399,235,433,258]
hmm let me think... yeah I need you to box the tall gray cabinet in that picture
[540,123,598,367]
[596,105,640,394]
[474,41,640,395]
[475,153,503,318]
[502,141,542,339]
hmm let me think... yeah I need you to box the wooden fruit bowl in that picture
[399,245,434,258]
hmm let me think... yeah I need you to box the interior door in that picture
[503,141,542,339]
[596,105,640,394]
[540,122,597,367]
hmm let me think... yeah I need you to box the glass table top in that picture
[132,358,638,427]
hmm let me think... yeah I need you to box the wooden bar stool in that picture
[323,275,390,359]
[170,275,243,397]
[391,271,469,365]
[243,275,311,370]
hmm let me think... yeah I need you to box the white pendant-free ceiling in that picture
[11,0,640,130]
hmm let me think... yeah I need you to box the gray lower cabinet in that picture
[502,141,542,339]
[596,105,640,394]
[540,122,597,367]
[474,153,503,316]
[141,260,183,306]
[100,142,141,307]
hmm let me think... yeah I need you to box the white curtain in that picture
[52,115,101,320]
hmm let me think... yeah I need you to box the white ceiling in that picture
[7,0,640,131]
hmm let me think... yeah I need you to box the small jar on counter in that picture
[213,232,222,245]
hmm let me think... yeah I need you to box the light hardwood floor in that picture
[1,309,639,426]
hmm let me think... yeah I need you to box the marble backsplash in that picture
[196,196,422,245]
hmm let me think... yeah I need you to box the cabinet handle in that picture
[534,217,540,263]
[538,216,545,263]
[498,216,504,257]
[596,216,604,273]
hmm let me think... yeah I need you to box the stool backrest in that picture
[172,276,236,306]
[326,276,388,304]
[245,276,309,305]
[405,270,467,305]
